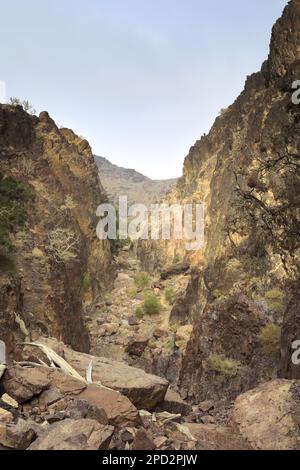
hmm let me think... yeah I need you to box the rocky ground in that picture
[1,244,300,450]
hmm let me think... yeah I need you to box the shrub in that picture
[212,289,223,300]
[173,254,181,264]
[143,294,161,316]
[134,272,150,289]
[0,173,35,253]
[265,288,285,313]
[209,353,241,377]
[47,228,79,264]
[219,107,229,117]
[148,339,157,349]
[164,287,176,304]
[127,287,137,299]
[18,157,36,177]
[81,273,90,294]
[165,336,176,352]
[259,323,281,357]
[61,195,77,211]
[135,306,144,319]
[9,97,36,115]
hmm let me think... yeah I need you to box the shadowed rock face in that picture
[137,1,300,402]
[280,288,300,379]
[0,105,113,354]
[179,0,300,400]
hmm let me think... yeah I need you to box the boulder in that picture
[126,335,149,357]
[132,428,155,450]
[0,408,13,424]
[29,338,168,410]
[55,397,108,425]
[160,262,190,280]
[128,316,139,326]
[2,366,51,403]
[175,325,193,351]
[230,379,300,450]
[199,400,214,413]
[186,423,251,450]
[0,419,37,450]
[76,385,140,427]
[1,393,19,409]
[28,419,114,450]
[2,366,86,404]
[158,389,192,416]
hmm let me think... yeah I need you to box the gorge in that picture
[0,0,300,452]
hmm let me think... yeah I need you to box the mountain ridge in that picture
[94,155,178,207]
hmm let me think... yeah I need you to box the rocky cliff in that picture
[0,105,112,356]
[139,0,300,401]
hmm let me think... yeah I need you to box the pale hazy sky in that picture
[0,0,287,179]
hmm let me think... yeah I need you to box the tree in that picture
[9,97,36,115]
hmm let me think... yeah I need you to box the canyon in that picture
[0,0,300,451]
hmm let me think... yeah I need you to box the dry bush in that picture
[47,228,79,264]
[60,195,77,211]
[18,157,36,177]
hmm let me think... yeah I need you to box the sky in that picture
[0,0,288,179]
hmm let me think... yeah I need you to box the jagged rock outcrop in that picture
[0,105,112,354]
[138,0,300,403]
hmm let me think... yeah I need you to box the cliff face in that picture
[0,105,112,356]
[139,0,300,400]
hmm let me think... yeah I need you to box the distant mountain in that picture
[94,155,178,207]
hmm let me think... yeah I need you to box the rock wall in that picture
[0,105,113,355]
[139,0,300,400]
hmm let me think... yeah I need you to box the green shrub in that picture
[165,336,176,352]
[135,306,144,319]
[212,289,223,300]
[143,294,161,316]
[164,287,176,304]
[0,174,35,253]
[134,272,150,289]
[148,339,157,349]
[258,323,281,357]
[81,273,90,294]
[127,287,137,299]
[265,289,285,313]
[209,353,241,377]
[173,254,181,264]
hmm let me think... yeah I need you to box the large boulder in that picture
[77,385,141,427]
[2,364,140,428]
[26,338,168,410]
[2,366,86,404]
[0,419,37,450]
[2,366,51,403]
[230,379,300,450]
[28,419,114,450]
[157,389,192,416]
